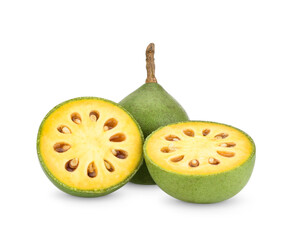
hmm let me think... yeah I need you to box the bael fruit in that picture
[144,121,255,203]
[120,43,189,184]
[37,97,143,197]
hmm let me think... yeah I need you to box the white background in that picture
[1,0,295,239]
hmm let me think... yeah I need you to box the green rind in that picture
[127,161,155,185]
[119,83,189,184]
[144,121,256,203]
[37,97,144,197]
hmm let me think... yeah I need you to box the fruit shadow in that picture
[52,188,124,202]
[126,182,158,189]
[161,194,246,208]
[52,182,157,202]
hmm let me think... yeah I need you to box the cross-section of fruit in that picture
[37,97,143,197]
[144,121,255,203]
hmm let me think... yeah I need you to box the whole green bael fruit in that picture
[120,43,189,184]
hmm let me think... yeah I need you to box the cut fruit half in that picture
[144,121,255,203]
[37,97,143,197]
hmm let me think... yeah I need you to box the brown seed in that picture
[104,161,111,169]
[54,143,71,153]
[104,118,118,130]
[104,160,114,172]
[57,125,71,134]
[217,151,235,157]
[63,145,70,151]
[112,149,128,159]
[208,157,220,165]
[88,171,96,178]
[161,146,176,153]
[88,163,94,172]
[189,159,199,167]
[170,155,184,162]
[202,129,210,136]
[109,133,126,142]
[87,162,97,178]
[62,126,71,134]
[65,158,79,172]
[71,113,82,124]
[220,142,236,147]
[183,129,195,137]
[89,111,99,122]
[111,149,117,155]
[215,133,229,139]
[69,158,79,168]
[103,126,109,131]
[165,135,181,141]
[89,114,97,122]
[73,118,81,124]
[117,153,127,159]
[161,147,170,153]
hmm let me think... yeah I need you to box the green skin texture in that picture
[119,83,189,184]
[144,121,256,203]
[37,97,144,197]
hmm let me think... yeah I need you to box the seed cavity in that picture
[219,142,236,147]
[217,151,235,157]
[65,158,79,172]
[71,113,82,124]
[53,142,71,153]
[109,133,126,142]
[202,129,210,136]
[208,157,220,165]
[104,160,115,172]
[57,125,71,134]
[89,111,99,122]
[215,133,229,139]
[189,159,199,167]
[183,129,195,137]
[112,149,128,159]
[165,135,180,141]
[104,118,118,131]
[87,162,97,178]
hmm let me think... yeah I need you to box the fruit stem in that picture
[146,43,157,83]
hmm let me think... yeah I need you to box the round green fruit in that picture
[144,121,256,203]
[37,97,143,197]
[120,43,189,185]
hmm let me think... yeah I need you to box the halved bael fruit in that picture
[37,97,143,197]
[144,121,255,203]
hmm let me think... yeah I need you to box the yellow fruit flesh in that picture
[39,99,142,190]
[146,122,253,175]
